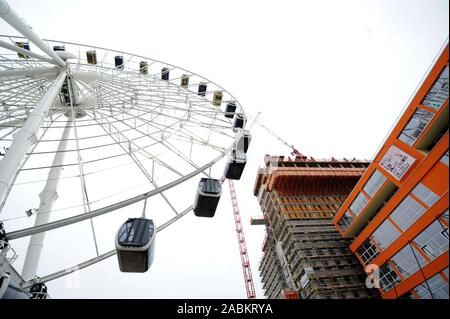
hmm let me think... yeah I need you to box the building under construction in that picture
[252,155,379,299]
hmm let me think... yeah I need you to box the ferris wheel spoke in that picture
[86,105,180,216]
[0,65,59,78]
[74,79,186,178]
[80,91,217,185]
[1,25,243,292]
[67,78,99,256]
[0,41,56,64]
[99,104,227,154]
[19,204,193,289]
[95,106,212,177]
[85,106,184,178]
[85,93,231,179]
[0,76,52,99]
[82,75,232,131]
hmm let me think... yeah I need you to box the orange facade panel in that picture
[332,44,449,299]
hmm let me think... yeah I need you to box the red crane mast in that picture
[228,179,256,299]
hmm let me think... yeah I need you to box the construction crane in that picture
[227,111,303,299]
[250,112,305,158]
[248,112,301,299]
[228,180,256,299]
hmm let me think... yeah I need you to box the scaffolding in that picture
[254,157,379,299]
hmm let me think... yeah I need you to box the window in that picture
[390,244,427,280]
[440,150,449,166]
[350,192,369,217]
[411,183,440,208]
[379,263,401,292]
[443,268,449,279]
[413,218,449,261]
[398,108,434,146]
[338,211,354,232]
[390,196,426,231]
[442,210,449,223]
[412,270,449,299]
[363,170,387,198]
[421,65,449,110]
[357,239,380,265]
[372,220,401,250]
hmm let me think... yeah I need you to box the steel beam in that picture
[0,70,66,212]
[21,116,72,281]
[0,0,66,67]
[0,39,58,66]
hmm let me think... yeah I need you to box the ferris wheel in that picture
[0,0,252,299]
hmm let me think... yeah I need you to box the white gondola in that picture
[115,218,156,273]
[86,50,97,65]
[15,42,30,59]
[224,149,247,180]
[232,113,246,132]
[180,74,189,87]
[236,129,251,153]
[193,178,222,217]
[139,61,148,75]
[212,91,223,106]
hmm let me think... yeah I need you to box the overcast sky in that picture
[0,0,449,298]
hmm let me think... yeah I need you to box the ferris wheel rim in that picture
[0,4,247,290]
[0,33,246,118]
[1,33,244,225]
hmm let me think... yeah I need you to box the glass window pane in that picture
[363,170,387,198]
[390,196,426,231]
[440,150,449,166]
[372,220,401,250]
[350,192,369,217]
[338,211,354,233]
[398,108,434,146]
[412,183,440,208]
[442,209,449,223]
[414,272,449,299]
[357,239,380,265]
[421,65,449,110]
[390,244,427,279]
[443,267,449,279]
[379,263,401,292]
[413,218,449,261]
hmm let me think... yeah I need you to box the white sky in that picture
[0,0,448,298]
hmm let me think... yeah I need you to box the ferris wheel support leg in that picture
[0,39,59,66]
[21,116,72,280]
[0,70,66,213]
[0,0,66,67]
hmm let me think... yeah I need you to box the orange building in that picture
[333,45,449,299]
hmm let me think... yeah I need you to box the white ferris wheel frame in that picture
[0,0,247,293]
